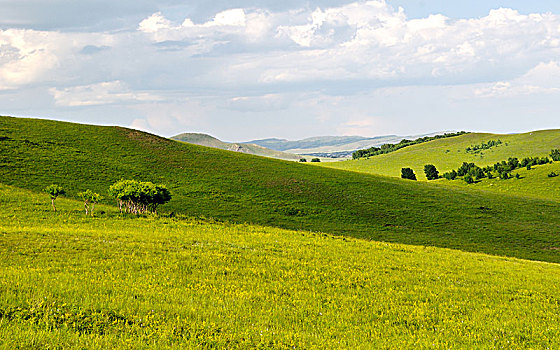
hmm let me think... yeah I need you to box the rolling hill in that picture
[1,183,559,348]
[321,130,560,179]
[171,132,302,161]
[1,116,560,263]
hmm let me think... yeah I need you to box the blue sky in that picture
[0,1,559,141]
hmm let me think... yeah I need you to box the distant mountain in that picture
[248,132,453,157]
[171,133,302,161]
[249,136,372,152]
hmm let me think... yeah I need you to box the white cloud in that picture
[49,81,161,106]
[474,61,560,98]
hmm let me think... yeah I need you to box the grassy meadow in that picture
[2,116,560,264]
[437,161,560,202]
[321,130,560,180]
[1,184,560,349]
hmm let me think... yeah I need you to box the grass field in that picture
[437,161,560,202]
[2,116,560,264]
[1,184,560,349]
[321,130,560,180]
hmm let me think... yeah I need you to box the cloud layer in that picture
[0,1,559,138]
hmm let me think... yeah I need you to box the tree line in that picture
[44,179,171,215]
[401,149,560,184]
[353,132,467,160]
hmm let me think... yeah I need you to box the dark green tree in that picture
[442,170,457,180]
[424,164,439,180]
[310,158,321,163]
[401,168,417,180]
[550,149,560,161]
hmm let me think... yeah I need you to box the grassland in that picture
[437,161,560,202]
[321,130,560,180]
[2,116,560,264]
[1,184,560,349]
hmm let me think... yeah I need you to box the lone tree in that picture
[401,168,417,180]
[44,184,65,212]
[78,189,102,216]
[424,164,439,180]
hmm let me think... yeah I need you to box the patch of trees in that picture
[42,180,172,215]
[352,131,467,159]
[441,153,556,184]
[310,158,321,163]
[466,139,502,154]
[401,168,417,180]
[109,179,172,214]
[550,149,560,161]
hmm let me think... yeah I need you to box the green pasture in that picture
[322,130,560,180]
[1,184,560,349]
[2,116,560,263]
[437,161,560,202]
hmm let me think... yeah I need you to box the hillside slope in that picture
[322,130,560,179]
[1,116,560,263]
[1,184,559,348]
[171,133,302,161]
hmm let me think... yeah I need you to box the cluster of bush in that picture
[109,179,171,214]
[353,132,467,159]
[43,179,171,216]
[465,139,502,153]
[299,158,321,163]
[401,149,560,184]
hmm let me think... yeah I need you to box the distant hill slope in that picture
[249,132,453,156]
[172,132,302,161]
[322,130,560,179]
[2,116,560,263]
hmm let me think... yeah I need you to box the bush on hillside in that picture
[463,174,474,184]
[109,179,172,214]
[548,172,558,178]
[401,168,417,181]
[442,170,457,180]
[44,184,65,212]
[78,189,102,216]
[424,164,439,180]
[310,158,321,163]
[551,149,560,161]
[299,158,307,163]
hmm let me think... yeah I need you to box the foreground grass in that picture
[2,116,560,264]
[1,184,560,349]
[322,130,560,180]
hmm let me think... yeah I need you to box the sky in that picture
[1,1,560,141]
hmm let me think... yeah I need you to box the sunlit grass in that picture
[1,184,560,348]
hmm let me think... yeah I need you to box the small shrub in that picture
[464,174,474,184]
[548,172,558,178]
[310,158,321,163]
[299,158,307,163]
[401,168,417,181]
[424,164,439,180]
[43,184,65,212]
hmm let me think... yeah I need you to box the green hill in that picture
[1,184,559,348]
[322,130,560,180]
[172,132,302,161]
[436,161,560,202]
[2,116,560,263]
